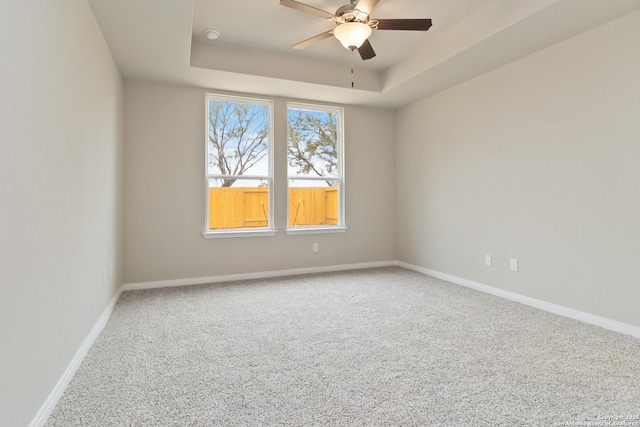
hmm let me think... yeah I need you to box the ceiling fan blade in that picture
[292,30,334,49]
[374,18,433,31]
[354,0,380,16]
[358,39,376,60]
[279,0,334,20]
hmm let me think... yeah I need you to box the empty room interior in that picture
[2,0,640,425]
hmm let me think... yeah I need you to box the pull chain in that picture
[350,48,355,88]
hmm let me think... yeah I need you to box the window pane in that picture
[287,108,339,178]
[205,94,272,234]
[208,100,270,176]
[288,179,338,227]
[208,178,269,230]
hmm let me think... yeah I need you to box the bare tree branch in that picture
[208,101,269,187]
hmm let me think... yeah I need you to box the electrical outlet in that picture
[485,254,492,266]
[510,258,519,272]
[312,243,319,253]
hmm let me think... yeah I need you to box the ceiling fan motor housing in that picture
[333,3,368,24]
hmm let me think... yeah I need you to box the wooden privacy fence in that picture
[208,186,337,229]
[290,186,338,226]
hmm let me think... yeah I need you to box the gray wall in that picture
[395,10,640,327]
[123,81,396,284]
[0,1,124,425]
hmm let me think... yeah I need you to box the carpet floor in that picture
[46,267,640,426]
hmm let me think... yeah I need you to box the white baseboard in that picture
[397,261,640,340]
[29,286,124,427]
[122,260,397,291]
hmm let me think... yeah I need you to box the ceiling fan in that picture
[279,0,432,60]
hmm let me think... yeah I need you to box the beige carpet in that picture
[46,267,640,426]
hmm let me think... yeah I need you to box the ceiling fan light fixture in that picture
[333,22,372,50]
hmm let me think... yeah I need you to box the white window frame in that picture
[203,94,276,239]
[285,102,346,235]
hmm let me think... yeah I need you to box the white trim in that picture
[202,229,277,239]
[204,94,274,234]
[29,285,125,427]
[287,176,339,181]
[286,102,346,230]
[285,226,347,235]
[397,261,640,340]
[122,260,396,291]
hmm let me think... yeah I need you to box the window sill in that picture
[285,226,348,236]
[202,229,277,239]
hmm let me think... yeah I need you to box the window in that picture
[286,103,346,234]
[203,94,275,238]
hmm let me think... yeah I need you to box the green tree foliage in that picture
[287,110,337,184]
[208,101,268,187]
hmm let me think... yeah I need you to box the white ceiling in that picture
[88,0,640,109]
[191,0,487,71]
